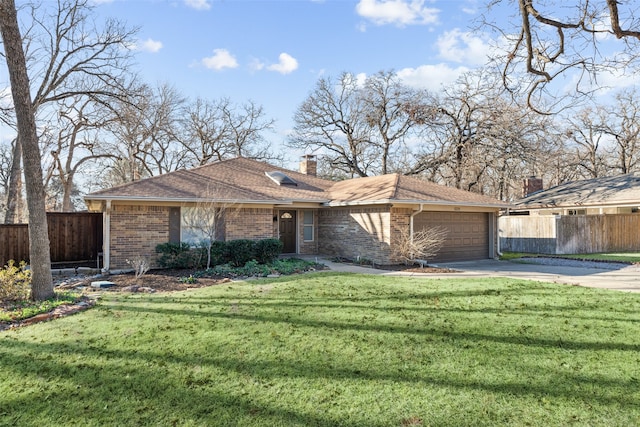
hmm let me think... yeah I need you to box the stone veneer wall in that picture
[110,205,170,270]
[318,206,401,265]
[225,208,274,241]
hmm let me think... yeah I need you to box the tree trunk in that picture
[61,170,74,212]
[0,0,54,300]
[4,138,22,224]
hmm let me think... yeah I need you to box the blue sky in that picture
[95,0,491,161]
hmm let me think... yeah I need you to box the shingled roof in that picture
[328,174,507,207]
[516,174,640,209]
[86,157,507,208]
[87,157,332,203]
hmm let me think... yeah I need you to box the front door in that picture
[279,210,296,253]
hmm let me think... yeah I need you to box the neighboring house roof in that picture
[86,157,507,208]
[516,174,640,209]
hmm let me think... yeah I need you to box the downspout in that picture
[410,203,425,246]
[102,200,111,273]
[495,212,502,258]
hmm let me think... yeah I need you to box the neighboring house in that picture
[509,174,640,216]
[500,174,640,254]
[85,156,507,271]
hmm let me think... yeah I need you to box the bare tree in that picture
[392,227,447,266]
[180,97,232,166]
[290,71,432,177]
[0,140,13,221]
[3,137,23,223]
[104,83,187,184]
[43,96,119,211]
[486,0,640,111]
[601,89,640,175]
[221,99,277,160]
[0,0,54,300]
[181,188,240,269]
[563,106,611,179]
[1,0,137,221]
[179,97,277,168]
[409,70,556,200]
[289,72,380,178]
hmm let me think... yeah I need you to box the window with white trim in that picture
[181,207,218,246]
[303,210,314,241]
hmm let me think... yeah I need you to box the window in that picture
[181,207,218,246]
[303,210,314,241]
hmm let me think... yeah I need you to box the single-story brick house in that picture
[84,156,507,270]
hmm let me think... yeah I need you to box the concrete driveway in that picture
[414,259,640,293]
[318,257,640,293]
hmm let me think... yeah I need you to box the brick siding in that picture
[110,205,170,269]
[225,208,273,240]
[318,206,395,265]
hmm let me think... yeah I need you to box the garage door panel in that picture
[414,211,489,262]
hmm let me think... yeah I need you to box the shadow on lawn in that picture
[1,332,639,423]
[0,340,343,426]
[102,299,640,353]
[2,273,639,424]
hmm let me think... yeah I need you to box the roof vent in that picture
[265,171,298,186]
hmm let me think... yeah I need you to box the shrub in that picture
[0,260,31,302]
[126,256,151,278]
[239,260,273,277]
[156,242,204,269]
[225,239,256,267]
[208,240,228,266]
[254,238,283,264]
[391,227,447,266]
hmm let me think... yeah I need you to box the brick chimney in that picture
[299,154,317,176]
[522,176,543,197]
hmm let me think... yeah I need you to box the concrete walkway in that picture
[316,257,640,293]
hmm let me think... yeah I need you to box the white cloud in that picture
[185,0,211,10]
[355,0,439,27]
[249,58,265,72]
[436,29,490,65]
[355,72,367,87]
[396,63,470,91]
[267,53,299,74]
[202,49,238,71]
[567,66,640,97]
[133,38,163,53]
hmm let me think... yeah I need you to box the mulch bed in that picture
[57,269,232,293]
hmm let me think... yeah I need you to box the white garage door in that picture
[414,211,490,262]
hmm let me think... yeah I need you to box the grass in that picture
[501,251,640,263]
[0,291,81,323]
[1,273,640,426]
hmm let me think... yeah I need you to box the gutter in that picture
[325,198,510,209]
[84,195,331,206]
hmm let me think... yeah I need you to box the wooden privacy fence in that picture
[499,214,640,254]
[0,212,103,267]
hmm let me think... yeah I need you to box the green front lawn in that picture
[1,273,639,426]
[501,251,640,263]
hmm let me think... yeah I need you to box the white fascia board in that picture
[83,195,290,205]
[325,199,509,209]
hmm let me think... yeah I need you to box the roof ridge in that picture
[391,173,400,199]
